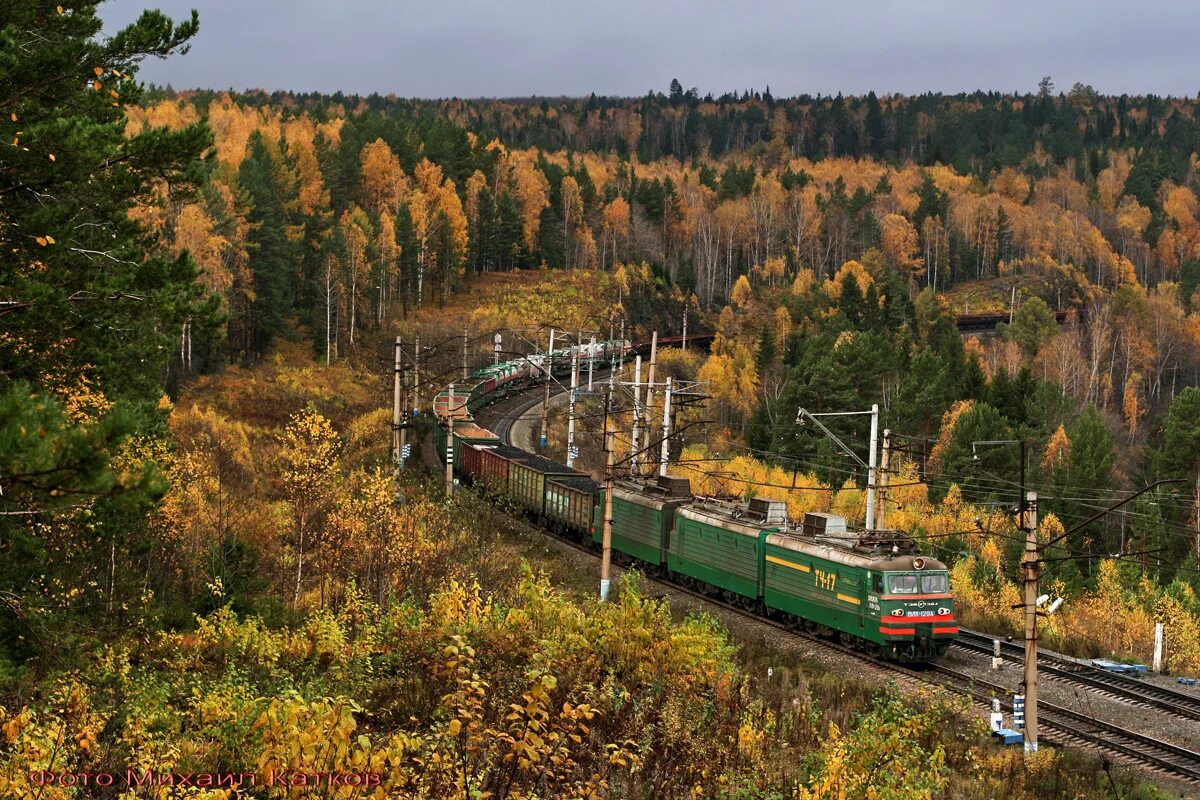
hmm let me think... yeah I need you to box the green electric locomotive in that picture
[587,479,956,663]
[761,510,956,662]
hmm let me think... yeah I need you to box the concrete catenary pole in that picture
[682,298,688,350]
[398,338,408,474]
[540,328,555,450]
[630,355,643,475]
[643,331,658,476]
[618,318,625,374]
[566,350,579,468]
[445,383,456,498]
[658,376,673,477]
[875,429,891,529]
[864,404,879,530]
[587,335,596,391]
[1015,436,1039,752]
[462,328,469,381]
[412,334,420,417]
[600,390,615,601]
[1022,477,1040,754]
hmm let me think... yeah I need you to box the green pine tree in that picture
[237,133,299,359]
[1,0,213,665]
[1,1,215,400]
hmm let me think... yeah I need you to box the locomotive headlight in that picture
[893,609,904,617]
[937,607,949,616]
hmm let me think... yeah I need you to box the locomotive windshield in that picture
[921,573,949,593]
[886,572,950,594]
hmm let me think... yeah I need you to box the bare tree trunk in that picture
[564,211,572,269]
[108,539,115,614]
[325,259,335,363]
[293,522,305,608]
[349,253,357,347]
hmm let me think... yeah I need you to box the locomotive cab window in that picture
[921,573,949,594]
[873,575,883,593]
[888,574,918,594]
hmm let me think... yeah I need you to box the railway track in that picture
[489,498,1200,784]
[478,369,612,447]
[928,664,1200,782]
[955,629,1200,722]
[457,383,1200,785]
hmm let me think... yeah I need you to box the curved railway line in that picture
[433,371,1200,787]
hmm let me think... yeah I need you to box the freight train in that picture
[432,342,956,663]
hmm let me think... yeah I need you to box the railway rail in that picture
[481,477,1200,784]
[955,629,1200,722]
[453,376,1200,785]
[928,664,1200,782]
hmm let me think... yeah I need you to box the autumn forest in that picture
[5,2,1200,798]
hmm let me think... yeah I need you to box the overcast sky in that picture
[99,1,1200,99]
